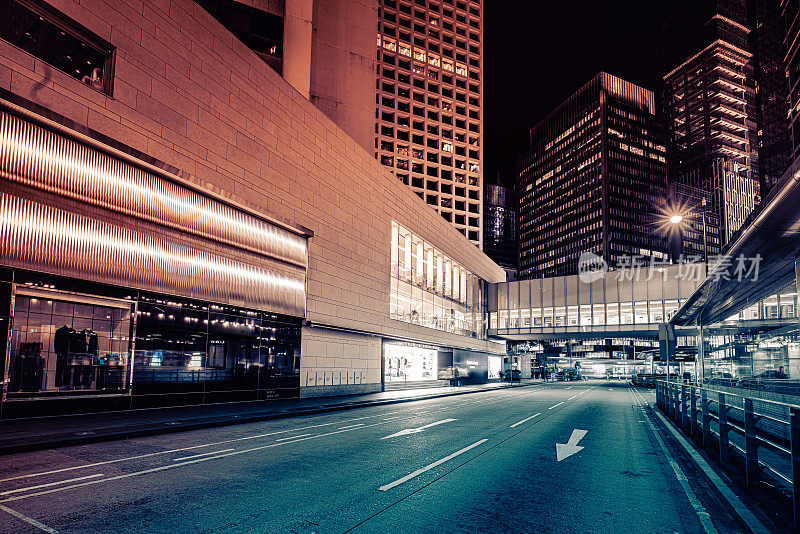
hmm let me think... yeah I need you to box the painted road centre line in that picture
[0,421,401,504]
[173,449,235,462]
[378,439,488,491]
[510,413,541,428]
[276,434,312,442]
[0,410,407,483]
[382,419,457,439]
[549,402,564,409]
[0,403,507,505]
[0,474,105,496]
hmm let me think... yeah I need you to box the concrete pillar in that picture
[282,0,313,99]
[309,0,377,153]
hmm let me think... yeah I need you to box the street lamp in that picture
[667,200,708,266]
[667,200,709,386]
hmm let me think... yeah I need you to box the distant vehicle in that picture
[754,369,788,380]
[499,369,521,382]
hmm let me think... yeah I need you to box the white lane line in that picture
[378,439,488,491]
[0,419,402,504]
[627,388,717,534]
[548,402,564,409]
[337,424,365,430]
[275,434,311,442]
[0,386,537,488]
[509,413,541,428]
[0,504,58,533]
[173,449,235,462]
[0,474,105,496]
[0,410,408,483]
[568,395,576,400]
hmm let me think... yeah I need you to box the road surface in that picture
[0,381,744,533]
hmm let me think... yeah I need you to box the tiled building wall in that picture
[0,0,505,395]
[300,327,382,396]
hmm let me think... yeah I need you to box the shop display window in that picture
[8,291,132,396]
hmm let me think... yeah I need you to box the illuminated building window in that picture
[0,0,115,94]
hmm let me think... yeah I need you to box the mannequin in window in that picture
[54,325,72,387]
[77,328,98,388]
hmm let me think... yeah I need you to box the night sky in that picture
[483,0,674,188]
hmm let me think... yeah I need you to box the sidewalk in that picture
[0,380,540,456]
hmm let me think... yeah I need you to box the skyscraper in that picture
[662,0,760,246]
[483,181,517,278]
[750,0,792,195]
[375,0,484,248]
[517,73,669,279]
[780,0,800,161]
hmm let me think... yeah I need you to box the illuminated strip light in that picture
[0,112,308,268]
[0,193,305,317]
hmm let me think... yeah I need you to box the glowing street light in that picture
[669,214,684,224]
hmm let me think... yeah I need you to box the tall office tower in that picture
[375,0,484,248]
[483,181,517,278]
[781,0,800,161]
[517,73,669,279]
[662,0,759,246]
[750,0,792,195]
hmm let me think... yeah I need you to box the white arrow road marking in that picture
[556,429,588,462]
[381,419,457,439]
[379,439,488,491]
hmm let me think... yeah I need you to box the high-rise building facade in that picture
[781,0,800,161]
[662,0,760,245]
[483,182,517,276]
[375,0,484,248]
[750,0,792,195]
[518,73,669,279]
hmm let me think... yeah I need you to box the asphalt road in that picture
[0,381,746,533]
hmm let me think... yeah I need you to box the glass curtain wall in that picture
[390,221,485,338]
[488,264,704,333]
[698,284,800,390]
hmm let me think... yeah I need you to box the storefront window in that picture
[9,290,132,396]
[384,344,437,382]
[3,272,302,401]
[133,294,301,397]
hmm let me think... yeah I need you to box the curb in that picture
[0,382,537,456]
[634,387,772,534]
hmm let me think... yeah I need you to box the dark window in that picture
[0,0,115,95]
[197,0,283,73]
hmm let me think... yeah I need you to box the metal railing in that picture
[656,380,800,529]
